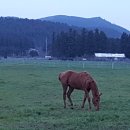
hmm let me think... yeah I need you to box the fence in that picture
[0,58,130,69]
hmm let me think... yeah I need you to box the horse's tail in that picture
[58,73,62,81]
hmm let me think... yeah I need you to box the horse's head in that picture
[92,93,102,111]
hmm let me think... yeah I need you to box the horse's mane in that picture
[90,80,99,97]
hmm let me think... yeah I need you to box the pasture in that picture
[0,58,130,130]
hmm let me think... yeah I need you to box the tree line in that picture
[0,17,73,57]
[51,28,130,58]
[0,17,130,58]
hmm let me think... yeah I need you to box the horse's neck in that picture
[91,82,99,98]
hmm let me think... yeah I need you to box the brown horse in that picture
[59,70,102,111]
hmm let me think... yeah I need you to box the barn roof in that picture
[95,53,125,58]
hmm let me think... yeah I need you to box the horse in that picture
[58,70,102,111]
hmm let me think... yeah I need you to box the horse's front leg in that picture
[88,96,91,110]
[81,91,91,111]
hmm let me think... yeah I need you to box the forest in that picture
[52,28,130,58]
[0,17,130,58]
[0,17,72,57]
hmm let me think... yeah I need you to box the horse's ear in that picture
[99,93,102,96]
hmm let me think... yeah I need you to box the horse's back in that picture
[68,71,94,89]
[59,70,94,90]
[59,70,95,89]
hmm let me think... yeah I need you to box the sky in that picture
[0,0,130,30]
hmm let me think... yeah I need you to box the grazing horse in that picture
[59,70,102,111]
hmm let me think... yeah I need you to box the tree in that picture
[28,49,39,57]
[86,30,95,55]
[99,31,108,52]
[120,32,130,58]
[51,28,130,59]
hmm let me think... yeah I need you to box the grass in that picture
[0,59,130,130]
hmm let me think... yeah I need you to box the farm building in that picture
[95,53,125,60]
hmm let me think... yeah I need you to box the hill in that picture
[40,15,130,38]
[0,16,130,58]
[0,17,78,56]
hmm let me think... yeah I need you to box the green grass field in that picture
[0,59,130,130]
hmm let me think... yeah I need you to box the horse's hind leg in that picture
[63,85,68,108]
[67,87,74,108]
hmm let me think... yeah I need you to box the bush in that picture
[28,48,39,57]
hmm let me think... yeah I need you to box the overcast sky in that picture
[0,0,130,30]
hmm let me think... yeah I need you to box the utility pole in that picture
[45,37,48,56]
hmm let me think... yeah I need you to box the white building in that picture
[95,53,125,60]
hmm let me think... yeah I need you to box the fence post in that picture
[82,62,85,68]
[112,62,114,69]
[67,62,70,68]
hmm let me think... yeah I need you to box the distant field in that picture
[0,58,130,130]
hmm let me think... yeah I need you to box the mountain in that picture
[0,16,76,45]
[0,17,78,56]
[40,15,130,38]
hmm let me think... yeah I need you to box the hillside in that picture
[0,16,130,58]
[40,15,130,38]
[0,17,78,56]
